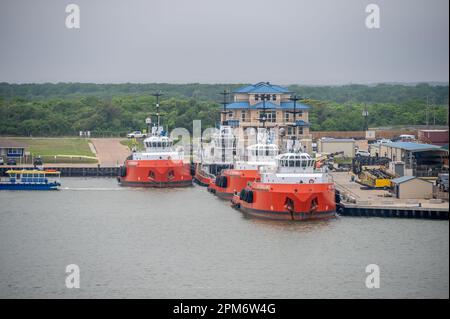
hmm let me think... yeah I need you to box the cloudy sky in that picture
[0,0,448,84]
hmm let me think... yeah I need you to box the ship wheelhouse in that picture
[247,144,279,162]
[276,153,315,173]
[144,136,174,152]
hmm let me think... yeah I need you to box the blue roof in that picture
[391,176,416,184]
[225,101,310,110]
[280,101,310,110]
[226,101,250,109]
[384,142,444,152]
[234,82,290,94]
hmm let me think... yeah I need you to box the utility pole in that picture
[426,96,429,127]
[362,103,369,131]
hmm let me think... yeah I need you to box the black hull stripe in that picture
[238,205,336,221]
[119,180,193,188]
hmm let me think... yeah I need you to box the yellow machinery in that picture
[358,168,394,188]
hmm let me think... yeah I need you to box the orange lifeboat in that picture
[231,152,336,221]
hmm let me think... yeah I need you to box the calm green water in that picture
[0,178,448,298]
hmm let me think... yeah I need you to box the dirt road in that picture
[91,138,130,166]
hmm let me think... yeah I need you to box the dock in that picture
[332,171,448,220]
[339,203,448,220]
[0,165,120,177]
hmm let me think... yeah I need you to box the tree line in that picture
[0,83,448,136]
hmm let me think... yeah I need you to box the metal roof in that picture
[233,82,290,94]
[225,101,310,110]
[0,139,28,148]
[320,137,355,142]
[384,142,444,152]
[391,176,416,184]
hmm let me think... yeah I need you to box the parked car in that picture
[127,131,147,139]
[7,158,17,165]
[0,157,4,165]
[355,150,370,157]
[376,139,391,144]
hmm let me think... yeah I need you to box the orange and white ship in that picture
[118,94,192,188]
[194,125,236,187]
[207,133,279,200]
[231,152,336,221]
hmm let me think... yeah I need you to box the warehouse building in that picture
[318,138,355,157]
[0,139,28,160]
[379,142,448,177]
[391,176,433,199]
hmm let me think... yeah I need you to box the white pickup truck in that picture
[127,131,147,139]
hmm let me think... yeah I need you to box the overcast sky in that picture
[0,0,448,84]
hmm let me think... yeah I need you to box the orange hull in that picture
[208,169,260,199]
[118,159,192,187]
[231,182,336,221]
[193,164,215,187]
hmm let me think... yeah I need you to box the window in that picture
[285,112,290,122]
[241,111,247,122]
[272,94,277,101]
[288,127,293,135]
[255,94,259,101]
[298,127,304,135]
[259,111,276,122]
[228,111,233,118]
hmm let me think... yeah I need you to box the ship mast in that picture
[218,90,230,162]
[286,94,305,152]
[257,93,273,144]
[151,92,164,134]
[219,90,230,125]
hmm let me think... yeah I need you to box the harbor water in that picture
[0,178,448,298]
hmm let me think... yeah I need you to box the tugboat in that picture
[207,93,279,200]
[0,169,61,190]
[208,131,279,199]
[118,93,192,187]
[231,151,336,221]
[194,125,236,186]
[194,90,237,186]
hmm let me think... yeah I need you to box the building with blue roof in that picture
[221,82,312,152]
[379,141,448,177]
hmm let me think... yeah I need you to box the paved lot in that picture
[91,138,130,166]
[331,171,448,210]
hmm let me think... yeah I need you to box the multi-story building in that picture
[221,82,312,152]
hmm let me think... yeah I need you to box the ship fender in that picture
[239,189,253,203]
[215,175,228,188]
[284,197,295,220]
[119,165,127,177]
